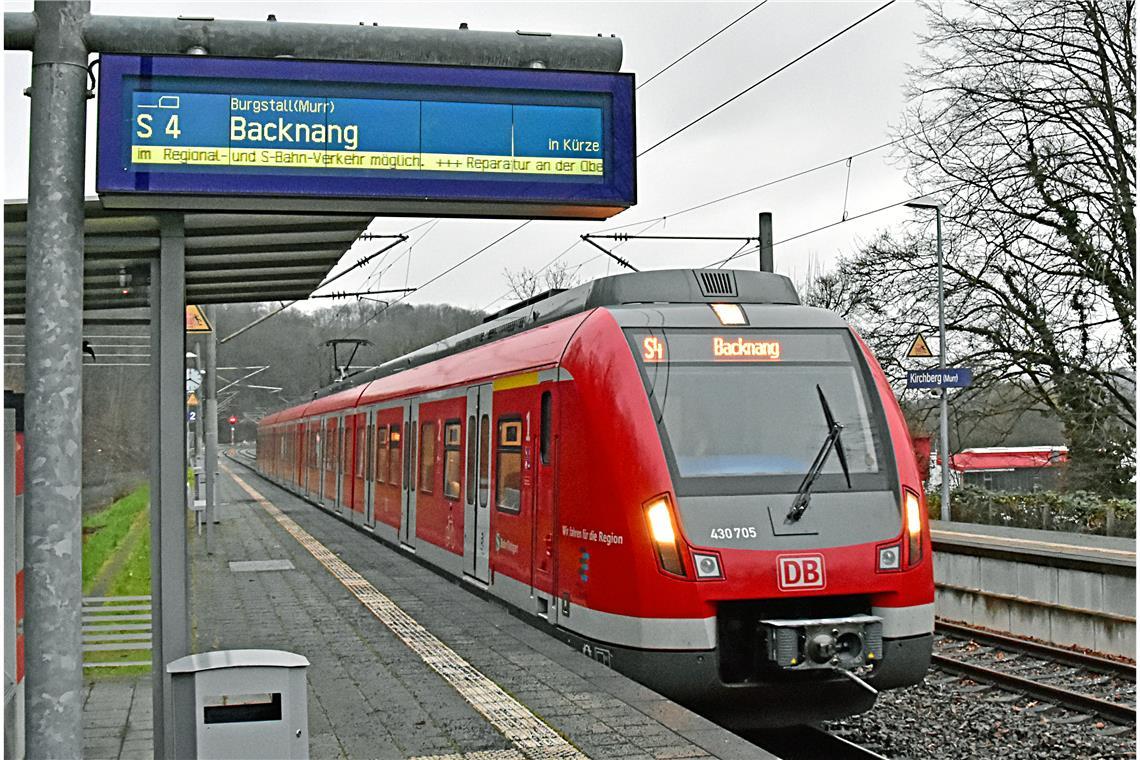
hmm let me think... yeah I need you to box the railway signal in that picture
[228,415,237,444]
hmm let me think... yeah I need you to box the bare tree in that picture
[806,1,1135,494]
[502,261,580,302]
[890,0,1136,494]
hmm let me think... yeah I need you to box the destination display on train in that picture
[630,331,856,365]
[96,55,636,219]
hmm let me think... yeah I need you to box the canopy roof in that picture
[4,198,371,315]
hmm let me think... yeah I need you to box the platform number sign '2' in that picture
[777,554,826,591]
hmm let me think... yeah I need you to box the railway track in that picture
[932,620,1136,726]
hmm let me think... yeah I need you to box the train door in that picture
[532,388,557,615]
[400,400,419,547]
[362,409,375,529]
[321,417,330,505]
[307,421,318,498]
[463,384,492,583]
[335,415,346,514]
[295,422,305,488]
[351,412,366,520]
[323,416,338,508]
[300,422,308,494]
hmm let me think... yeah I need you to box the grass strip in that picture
[107,509,151,597]
[84,490,153,677]
[82,484,149,593]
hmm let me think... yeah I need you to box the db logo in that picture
[777,554,826,591]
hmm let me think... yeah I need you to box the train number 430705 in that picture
[709,526,757,540]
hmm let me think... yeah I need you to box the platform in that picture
[930,519,1135,658]
[153,461,770,760]
[931,519,1136,571]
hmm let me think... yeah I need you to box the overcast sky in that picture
[4,1,931,314]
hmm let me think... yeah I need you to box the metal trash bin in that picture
[167,649,309,759]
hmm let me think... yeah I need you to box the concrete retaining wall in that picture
[932,522,1136,658]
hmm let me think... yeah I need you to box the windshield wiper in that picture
[785,385,853,524]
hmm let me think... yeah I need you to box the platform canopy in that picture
[4,198,372,315]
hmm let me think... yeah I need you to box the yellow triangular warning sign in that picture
[186,305,212,333]
[187,392,199,407]
[906,333,934,359]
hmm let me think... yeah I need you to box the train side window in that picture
[496,418,523,514]
[337,421,345,474]
[322,422,330,472]
[389,425,402,488]
[375,425,388,483]
[356,424,366,477]
[364,421,373,481]
[466,415,476,504]
[443,420,462,500]
[478,415,490,509]
[419,421,436,493]
[540,391,552,465]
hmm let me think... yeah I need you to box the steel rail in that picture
[936,619,1136,679]
[931,653,1136,725]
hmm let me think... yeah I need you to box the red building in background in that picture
[950,446,1068,492]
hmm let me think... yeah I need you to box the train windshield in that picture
[626,329,886,486]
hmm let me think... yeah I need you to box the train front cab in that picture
[552,301,934,728]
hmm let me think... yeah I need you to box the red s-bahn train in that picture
[256,269,933,727]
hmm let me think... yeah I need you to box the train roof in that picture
[317,269,799,398]
[256,269,807,423]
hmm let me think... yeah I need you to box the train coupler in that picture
[759,613,883,670]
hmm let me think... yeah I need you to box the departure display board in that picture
[97,55,636,219]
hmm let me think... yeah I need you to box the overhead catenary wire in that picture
[715,240,757,269]
[219,234,409,344]
[638,0,898,159]
[325,219,443,329]
[591,137,902,235]
[637,2,768,91]
[346,2,768,319]
[706,184,966,269]
[361,218,440,292]
[349,220,534,334]
[312,3,902,336]
[480,217,669,313]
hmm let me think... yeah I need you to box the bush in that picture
[927,486,1135,537]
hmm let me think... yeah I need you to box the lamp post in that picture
[905,199,951,522]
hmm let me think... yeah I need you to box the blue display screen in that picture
[97,55,636,219]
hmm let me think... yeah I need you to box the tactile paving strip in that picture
[410,751,527,760]
[227,468,588,760]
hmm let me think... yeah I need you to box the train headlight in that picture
[710,303,748,326]
[877,544,901,571]
[904,488,923,567]
[692,551,723,579]
[646,499,675,543]
[645,496,686,576]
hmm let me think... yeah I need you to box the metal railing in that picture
[82,596,152,668]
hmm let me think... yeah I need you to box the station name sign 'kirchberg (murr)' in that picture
[96,55,636,219]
